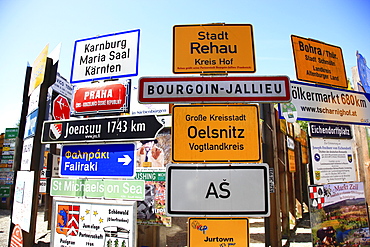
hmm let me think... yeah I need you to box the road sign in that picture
[166,164,270,217]
[173,24,255,74]
[291,35,347,88]
[24,109,38,139]
[188,218,249,246]
[60,143,136,177]
[139,76,290,103]
[42,115,164,143]
[172,104,261,163]
[279,81,370,125]
[0,185,11,197]
[51,178,145,200]
[309,122,352,139]
[52,94,71,120]
[70,29,140,83]
[72,79,131,115]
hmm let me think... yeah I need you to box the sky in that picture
[0,0,369,133]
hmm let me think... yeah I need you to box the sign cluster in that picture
[137,23,276,222]
[34,29,169,247]
[17,22,370,247]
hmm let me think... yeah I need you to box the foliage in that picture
[297,120,308,132]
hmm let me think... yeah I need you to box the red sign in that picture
[139,76,291,103]
[10,224,23,247]
[72,81,130,115]
[52,95,71,120]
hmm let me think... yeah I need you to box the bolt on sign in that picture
[173,24,255,74]
[291,35,347,88]
[172,104,261,163]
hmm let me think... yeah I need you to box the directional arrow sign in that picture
[118,155,132,166]
[60,143,136,177]
[41,115,164,143]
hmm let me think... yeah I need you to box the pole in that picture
[261,103,282,247]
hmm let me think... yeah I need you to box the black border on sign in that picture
[171,104,262,163]
[166,165,270,217]
[173,24,256,74]
[291,34,348,89]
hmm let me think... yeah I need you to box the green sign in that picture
[0,185,11,197]
[51,178,145,200]
[5,128,18,139]
[134,171,166,181]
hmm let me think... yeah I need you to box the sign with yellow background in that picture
[173,24,255,74]
[288,149,296,172]
[291,35,347,88]
[172,104,261,163]
[29,44,49,95]
[188,218,249,246]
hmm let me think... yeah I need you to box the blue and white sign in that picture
[24,109,38,139]
[60,143,136,177]
[279,81,370,125]
[70,29,140,84]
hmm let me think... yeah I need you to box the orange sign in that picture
[288,149,296,172]
[291,35,347,88]
[188,218,249,246]
[172,105,261,163]
[173,24,255,74]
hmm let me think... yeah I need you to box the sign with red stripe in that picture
[138,76,291,103]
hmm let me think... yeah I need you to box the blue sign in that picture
[60,143,136,177]
[24,109,38,139]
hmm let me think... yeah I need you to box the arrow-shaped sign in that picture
[59,143,136,177]
[118,155,132,166]
[41,115,164,143]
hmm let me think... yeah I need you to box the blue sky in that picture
[0,0,369,132]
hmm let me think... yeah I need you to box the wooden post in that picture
[261,104,282,246]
